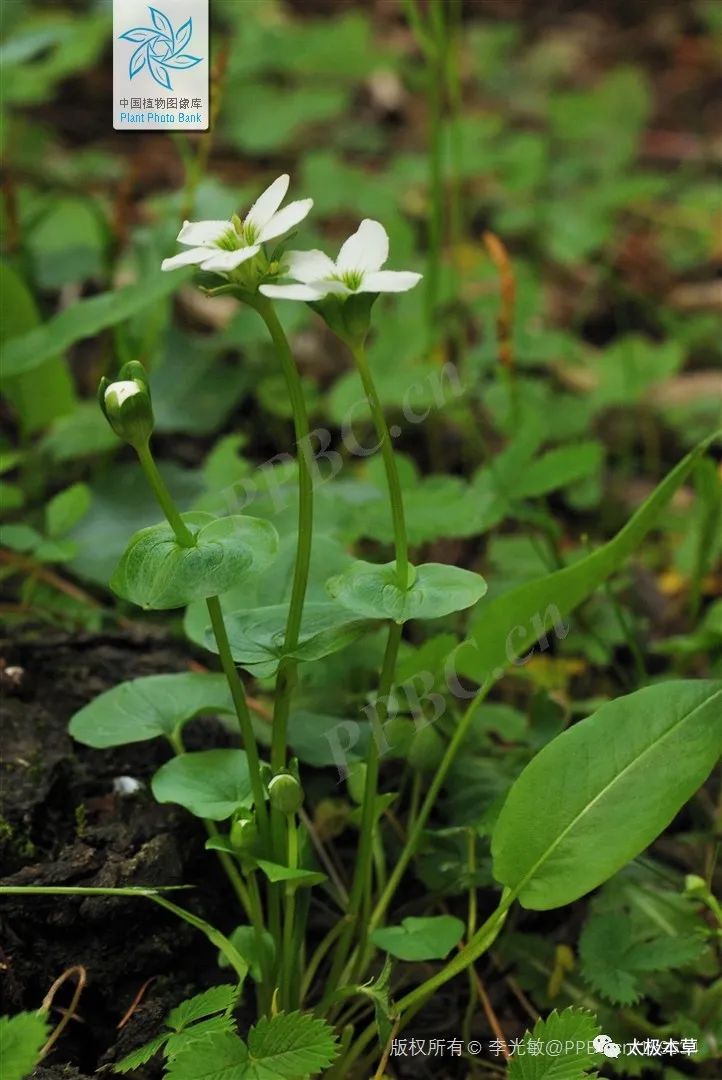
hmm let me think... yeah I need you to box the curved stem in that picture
[368,682,491,935]
[136,442,195,547]
[350,342,409,588]
[135,440,269,846]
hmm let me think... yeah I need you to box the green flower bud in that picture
[98,361,153,448]
[408,723,445,773]
[230,813,259,856]
[268,772,303,814]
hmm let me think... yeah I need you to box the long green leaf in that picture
[2,270,188,377]
[456,434,718,683]
[492,680,722,909]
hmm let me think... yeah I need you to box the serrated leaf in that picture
[164,1031,248,1080]
[578,916,642,1006]
[579,911,707,1006]
[167,985,239,1032]
[0,1011,50,1080]
[358,956,395,1045]
[507,1007,601,1079]
[114,1032,169,1073]
[246,1011,338,1078]
[69,672,233,748]
[370,915,465,961]
[152,750,254,820]
[166,1016,238,1059]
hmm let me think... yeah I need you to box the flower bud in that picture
[230,813,259,856]
[268,772,304,814]
[98,361,153,448]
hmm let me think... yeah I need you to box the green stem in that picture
[281,814,299,1009]
[300,919,349,1004]
[322,622,403,1004]
[351,342,409,588]
[250,296,314,778]
[135,441,269,846]
[368,682,491,935]
[136,442,195,547]
[0,886,248,981]
[205,595,270,844]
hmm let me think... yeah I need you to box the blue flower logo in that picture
[119,6,202,91]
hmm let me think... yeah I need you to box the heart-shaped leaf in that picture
[69,673,233,748]
[326,561,487,623]
[152,750,254,820]
[492,680,722,910]
[111,512,278,610]
[371,915,465,961]
[205,601,374,676]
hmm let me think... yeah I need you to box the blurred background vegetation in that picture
[1,2,721,1071]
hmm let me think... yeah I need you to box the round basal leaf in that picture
[370,915,465,961]
[152,750,254,820]
[492,680,722,910]
[204,601,374,676]
[69,672,233,748]
[326,560,487,623]
[110,512,278,610]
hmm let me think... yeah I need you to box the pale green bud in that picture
[98,361,153,448]
[268,772,303,814]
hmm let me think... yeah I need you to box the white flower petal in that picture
[245,174,290,233]
[287,249,337,284]
[161,247,211,271]
[259,283,326,301]
[258,199,314,243]
[106,381,141,406]
[200,245,260,272]
[359,270,422,293]
[337,219,389,274]
[177,219,232,246]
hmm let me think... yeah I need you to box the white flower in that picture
[259,219,422,301]
[105,380,142,407]
[160,174,313,274]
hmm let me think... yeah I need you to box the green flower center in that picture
[215,218,259,251]
[336,270,363,291]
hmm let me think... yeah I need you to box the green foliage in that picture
[69,673,234,749]
[579,912,706,1006]
[115,984,239,1073]
[327,560,487,622]
[491,681,722,909]
[214,602,373,676]
[152,750,254,820]
[163,1011,338,1080]
[371,915,465,961]
[507,1008,601,1079]
[111,513,279,610]
[458,437,714,683]
[0,1011,50,1080]
[3,270,189,377]
[0,261,75,434]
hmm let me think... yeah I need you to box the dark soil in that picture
[0,627,245,1078]
[0,629,497,1079]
